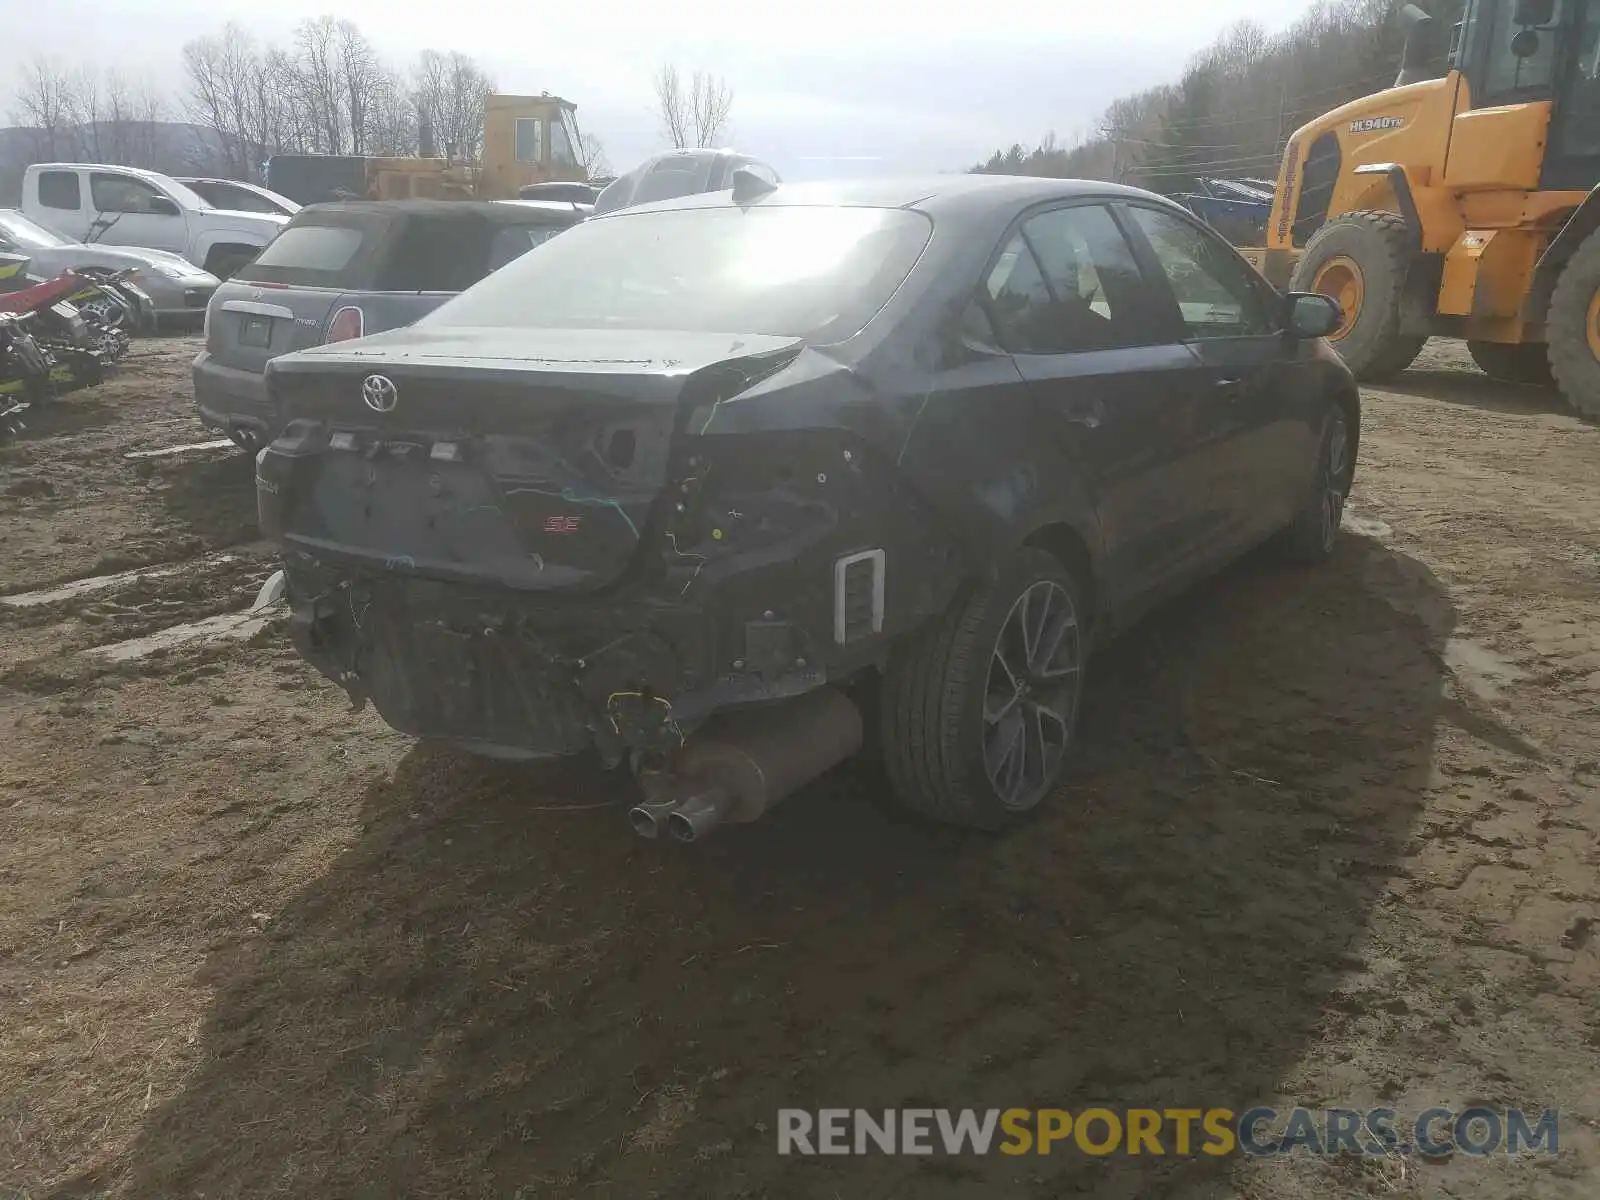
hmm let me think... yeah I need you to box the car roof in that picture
[499,199,594,217]
[31,162,172,184]
[292,198,585,225]
[599,174,1181,219]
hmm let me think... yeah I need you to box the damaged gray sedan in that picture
[257,172,1358,842]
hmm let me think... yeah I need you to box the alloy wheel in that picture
[982,579,1081,811]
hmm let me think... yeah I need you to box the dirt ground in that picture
[1,336,1597,1199]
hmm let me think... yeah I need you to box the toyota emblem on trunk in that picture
[362,374,398,413]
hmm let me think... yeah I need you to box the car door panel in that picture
[1117,202,1318,557]
[87,173,187,254]
[1011,342,1215,610]
[976,201,1228,612]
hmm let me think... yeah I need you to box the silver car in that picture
[0,208,220,329]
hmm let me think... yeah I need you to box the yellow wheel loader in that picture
[1243,0,1600,418]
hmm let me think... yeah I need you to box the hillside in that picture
[972,0,1465,191]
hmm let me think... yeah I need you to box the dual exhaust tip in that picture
[628,789,730,844]
[625,685,865,845]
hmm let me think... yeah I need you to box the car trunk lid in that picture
[258,326,805,593]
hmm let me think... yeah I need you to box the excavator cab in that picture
[1255,0,1600,417]
[478,95,589,199]
[1453,0,1600,188]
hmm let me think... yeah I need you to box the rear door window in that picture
[38,170,81,210]
[981,203,1168,354]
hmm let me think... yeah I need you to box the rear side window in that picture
[981,204,1165,353]
[631,157,713,206]
[486,225,566,272]
[233,223,367,286]
[38,171,81,210]
[195,183,278,214]
[377,219,497,291]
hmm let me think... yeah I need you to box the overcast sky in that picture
[5,0,1325,180]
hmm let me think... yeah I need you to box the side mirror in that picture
[148,196,181,217]
[1513,0,1554,25]
[1510,28,1541,57]
[1286,292,1343,339]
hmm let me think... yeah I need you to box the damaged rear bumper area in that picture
[266,426,959,772]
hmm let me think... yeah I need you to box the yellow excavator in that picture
[266,94,590,205]
[1242,0,1600,418]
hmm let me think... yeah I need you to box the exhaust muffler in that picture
[627,686,863,843]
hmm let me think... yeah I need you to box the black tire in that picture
[1274,400,1355,566]
[1546,226,1600,421]
[1290,211,1427,381]
[1467,339,1555,387]
[879,547,1087,830]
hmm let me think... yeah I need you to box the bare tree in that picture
[182,24,266,178]
[10,57,76,161]
[654,64,691,149]
[411,50,492,162]
[366,72,416,157]
[293,16,346,154]
[168,18,497,178]
[64,67,104,161]
[654,63,734,149]
[578,131,610,177]
[690,70,733,147]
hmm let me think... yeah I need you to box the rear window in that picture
[234,223,368,286]
[422,205,933,343]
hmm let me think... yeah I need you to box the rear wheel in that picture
[1546,227,1600,421]
[1291,211,1426,381]
[1467,339,1555,387]
[880,548,1086,830]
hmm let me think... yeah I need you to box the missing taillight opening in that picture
[325,306,364,343]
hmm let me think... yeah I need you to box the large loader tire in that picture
[1467,339,1555,387]
[1546,227,1600,421]
[1291,211,1427,381]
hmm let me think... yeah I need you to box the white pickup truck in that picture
[20,163,288,279]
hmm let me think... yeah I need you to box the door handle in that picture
[1212,375,1245,399]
